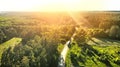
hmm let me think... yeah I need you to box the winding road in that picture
[58,27,78,67]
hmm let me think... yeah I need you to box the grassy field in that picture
[0,38,22,61]
[66,39,120,67]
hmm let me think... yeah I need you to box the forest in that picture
[0,12,120,67]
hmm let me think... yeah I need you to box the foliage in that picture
[109,25,120,39]
[66,42,120,67]
[1,12,120,67]
[57,44,64,53]
[0,12,76,67]
[1,35,59,67]
[87,29,108,38]
[74,28,87,44]
[0,38,22,64]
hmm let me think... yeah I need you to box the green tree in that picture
[0,29,5,44]
[109,25,120,39]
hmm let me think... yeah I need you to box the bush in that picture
[109,25,120,39]
[74,28,87,45]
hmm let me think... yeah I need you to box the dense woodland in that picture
[0,12,76,67]
[0,12,120,67]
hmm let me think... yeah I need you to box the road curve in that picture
[58,27,78,67]
[61,41,70,61]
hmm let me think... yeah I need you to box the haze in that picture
[0,0,120,11]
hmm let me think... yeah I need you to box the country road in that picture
[58,27,78,67]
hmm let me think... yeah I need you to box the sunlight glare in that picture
[0,0,120,11]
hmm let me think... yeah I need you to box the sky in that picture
[0,0,120,12]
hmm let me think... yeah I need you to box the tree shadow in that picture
[95,37,120,44]
[98,59,112,67]
[90,38,100,45]
[70,54,81,67]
